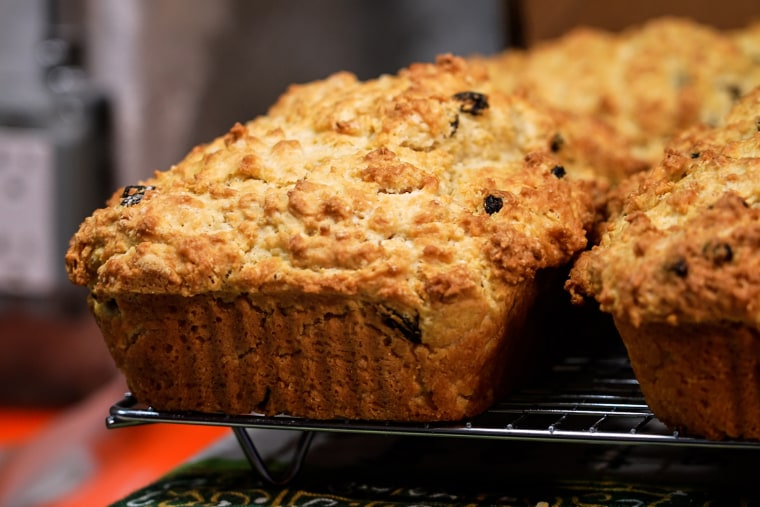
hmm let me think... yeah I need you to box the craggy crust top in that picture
[65,55,636,346]
[567,86,760,329]
[481,17,760,168]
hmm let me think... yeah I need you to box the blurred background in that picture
[1,0,758,505]
[0,0,511,505]
[0,0,511,409]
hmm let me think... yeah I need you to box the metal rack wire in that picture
[106,351,760,484]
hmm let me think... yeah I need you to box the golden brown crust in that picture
[567,84,760,441]
[731,21,760,64]
[480,17,760,171]
[66,56,607,347]
[66,55,617,420]
[567,86,760,329]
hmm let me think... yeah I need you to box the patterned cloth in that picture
[109,433,759,506]
[111,459,719,507]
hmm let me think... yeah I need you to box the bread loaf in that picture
[66,55,633,420]
[481,17,760,171]
[567,86,760,440]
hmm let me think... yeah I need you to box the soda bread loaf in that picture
[66,55,635,421]
[567,86,760,440]
[481,17,760,170]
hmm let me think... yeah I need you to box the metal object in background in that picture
[0,0,111,304]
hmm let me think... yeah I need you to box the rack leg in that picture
[232,426,314,486]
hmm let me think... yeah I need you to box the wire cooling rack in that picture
[106,350,760,484]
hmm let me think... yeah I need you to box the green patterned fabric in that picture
[109,432,759,507]
[111,458,722,507]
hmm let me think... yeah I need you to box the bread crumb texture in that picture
[481,17,760,168]
[568,85,760,329]
[67,55,603,348]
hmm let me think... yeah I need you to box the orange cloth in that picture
[0,377,228,507]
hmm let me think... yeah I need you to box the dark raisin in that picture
[726,84,742,101]
[703,241,733,266]
[690,152,700,159]
[449,114,460,136]
[379,307,421,344]
[120,185,155,206]
[258,386,272,409]
[101,298,120,316]
[452,91,489,115]
[756,117,760,132]
[550,133,564,153]
[484,194,503,214]
[551,165,566,179]
[666,257,689,278]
